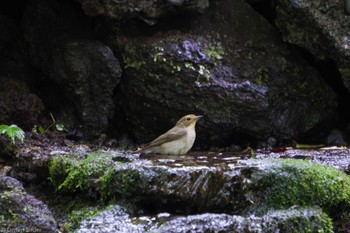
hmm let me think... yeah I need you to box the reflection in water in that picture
[141,151,241,169]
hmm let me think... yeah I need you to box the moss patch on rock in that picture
[0,176,57,232]
[244,159,350,227]
[49,152,144,201]
[261,208,333,233]
[49,154,350,231]
[154,208,332,233]
[48,152,144,231]
[47,192,119,232]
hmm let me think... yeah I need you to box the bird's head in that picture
[176,114,203,127]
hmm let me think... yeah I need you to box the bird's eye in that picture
[186,117,191,121]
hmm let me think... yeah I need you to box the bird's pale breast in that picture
[159,126,196,155]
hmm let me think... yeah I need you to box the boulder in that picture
[0,175,58,233]
[114,0,337,146]
[22,0,122,137]
[275,0,350,91]
[76,205,332,233]
[74,0,209,21]
[49,152,350,231]
[0,77,44,130]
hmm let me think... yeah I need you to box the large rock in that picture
[275,0,350,91]
[76,205,332,233]
[49,152,350,231]
[0,77,44,130]
[113,0,336,146]
[74,0,209,21]
[22,0,122,137]
[0,175,58,233]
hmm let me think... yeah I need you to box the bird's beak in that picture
[195,115,203,120]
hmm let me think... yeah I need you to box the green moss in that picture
[202,44,225,61]
[7,209,18,224]
[198,65,211,80]
[248,159,350,220]
[49,154,80,189]
[262,208,333,232]
[49,152,144,202]
[101,167,143,200]
[0,187,24,224]
[184,62,195,70]
[152,46,165,63]
[67,206,107,230]
[148,73,161,80]
[149,43,217,82]
[49,193,115,232]
[48,152,144,230]
[255,66,269,85]
[122,44,146,70]
[49,152,115,192]
[245,38,254,48]
[123,55,145,70]
[47,193,98,231]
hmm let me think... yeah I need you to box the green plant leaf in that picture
[4,125,25,144]
[38,125,45,135]
[0,125,8,134]
[56,124,65,132]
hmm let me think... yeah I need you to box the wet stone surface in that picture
[144,148,350,174]
[254,148,350,173]
[143,152,241,169]
[76,205,331,233]
[46,147,350,232]
[2,134,350,232]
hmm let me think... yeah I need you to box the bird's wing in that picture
[142,126,187,148]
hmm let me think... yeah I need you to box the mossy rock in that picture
[49,154,80,189]
[0,176,57,232]
[154,208,333,233]
[242,159,350,228]
[260,208,333,233]
[74,206,332,233]
[49,154,350,231]
[49,152,144,200]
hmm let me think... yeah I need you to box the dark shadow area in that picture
[294,45,350,120]
[36,77,79,128]
[290,44,350,143]
[0,0,28,21]
[193,128,259,150]
[120,12,200,36]
[244,0,277,24]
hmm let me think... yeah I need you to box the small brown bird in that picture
[136,114,203,155]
